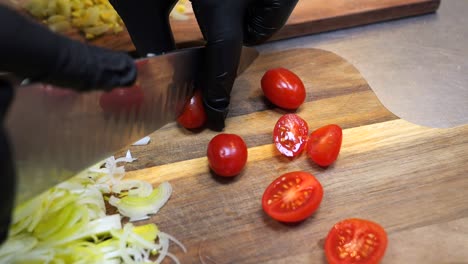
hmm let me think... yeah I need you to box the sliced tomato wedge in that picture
[262,171,323,223]
[273,114,309,158]
[306,124,342,166]
[325,218,388,264]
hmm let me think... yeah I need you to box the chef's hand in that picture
[109,0,298,131]
[0,5,137,91]
[0,5,138,244]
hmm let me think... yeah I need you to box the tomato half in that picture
[177,90,207,129]
[273,114,309,158]
[207,134,248,177]
[99,84,144,115]
[325,218,388,264]
[262,171,323,223]
[261,68,306,110]
[306,124,342,167]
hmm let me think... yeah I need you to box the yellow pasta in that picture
[25,0,190,39]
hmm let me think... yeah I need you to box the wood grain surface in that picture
[111,49,468,263]
[6,0,440,52]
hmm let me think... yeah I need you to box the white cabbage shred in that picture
[0,151,185,263]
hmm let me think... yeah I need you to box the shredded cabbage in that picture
[0,151,185,263]
[109,182,172,222]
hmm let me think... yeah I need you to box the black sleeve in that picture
[109,0,179,56]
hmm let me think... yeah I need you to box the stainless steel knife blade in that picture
[6,46,258,204]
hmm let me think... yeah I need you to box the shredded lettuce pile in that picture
[0,151,185,263]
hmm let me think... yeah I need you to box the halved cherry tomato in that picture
[261,67,306,110]
[207,133,248,177]
[306,124,342,166]
[325,218,388,264]
[273,114,309,158]
[177,90,207,129]
[99,84,144,115]
[262,171,323,223]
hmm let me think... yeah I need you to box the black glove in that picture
[0,80,15,244]
[0,5,137,91]
[110,0,298,131]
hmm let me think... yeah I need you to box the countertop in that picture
[258,0,468,129]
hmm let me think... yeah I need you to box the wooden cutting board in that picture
[114,49,468,263]
[8,0,440,52]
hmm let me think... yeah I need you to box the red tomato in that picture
[325,218,388,264]
[207,134,248,177]
[177,90,207,129]
[306,124,342,166]
[273,114,309,158]
[262,171,323,223]
[99,84,144,115]
[261,67,306,110]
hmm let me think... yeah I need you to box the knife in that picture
[5,46,259,205]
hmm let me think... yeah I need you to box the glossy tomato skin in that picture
[307,124,342,167]
[262,171,323,223]
[261,68,306,110]
[177,90,207,129]
[325,218,388,264]
[99,84,144,115]
[273,114,309,158]
[207,134,248,177]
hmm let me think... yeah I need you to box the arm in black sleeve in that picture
[109,0,179,56]
[0,5,137,91]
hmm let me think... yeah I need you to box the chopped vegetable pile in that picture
[0,151,185,264]
[24,0,190,39]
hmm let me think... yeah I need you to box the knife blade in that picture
[6,46,258,204]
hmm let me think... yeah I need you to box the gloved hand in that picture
[109,0,298,131]
[0,5,138,244]
[0,5,137,91]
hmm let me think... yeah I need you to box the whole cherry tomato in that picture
[262,171,323,223]
[306,124,342,167]
[207,133,248,177]
[177,90,207,129]
[261,67,306,110]
[273,114,309,158]
[99,84,144,115]
[325,218,388,264]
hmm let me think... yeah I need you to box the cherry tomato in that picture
[99,84,144,115]
[177,90,207,129]
[262,171,323,223]
[207,134,248,177]
[325,218,388,264]
[306,124,342,167]
[273,114,309,158]
[261,67,306,110]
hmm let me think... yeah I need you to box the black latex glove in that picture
[0,5,137,91]
[109,0,298,131]
[0,80,15,244]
